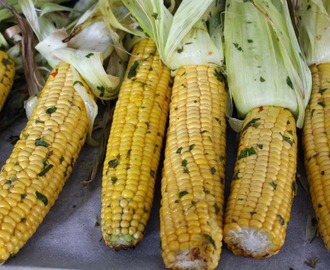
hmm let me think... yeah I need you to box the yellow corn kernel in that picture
[0,51,15,112]
[101,38,172,249]
[0,62,92,264]
[224,106,297,258]
[160,65,227,270]
[302,63,330,251]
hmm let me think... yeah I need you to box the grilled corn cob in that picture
[224,106,297,258]
[302,63,330,251]
[160,65,227,270]
[0,50,15,112]
[101,38,172,249]
[0,62,91,263]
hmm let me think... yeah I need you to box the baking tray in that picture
[1,114,330,270]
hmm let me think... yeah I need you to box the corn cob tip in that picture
[224,227,275,258]
[106,234,138,250]
[169,248,215,270]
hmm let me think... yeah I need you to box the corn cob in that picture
[0,50,15,112]
[0,62,91,263]
[101,38,172,249]
[223,105,297,258]
[160,65,227,270]
[302,63,330,251]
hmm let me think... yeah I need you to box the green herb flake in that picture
[20,194,27,200]
[241,118,260,133]
[238,147,257,159]
[179,191,188,198]
[286,76,294,89]
[38,164,54,176]
[108,159,118,168]
[182,159,188,167]
[111,176,117,185]
[270,181,277,190]
[152,12,158,19]
[5,178,16,185]
[278,214,285,225]
[20,218,26,223]
[85,52,94,58]
[177,46,184,53]
[35,138,50,147]
[214,203,220,214]
[128,61,139,79]
[97,86,105,97]
[203,234,216,249]
[281,134,293,146]
[150,169,156,178]
[247,39,253,43]
[73,80,83,86]
[257,144,263,149]
[214,69,225,82]
[292,181,298,195]
[46,107,57,114]
[36,191,48,206]
[232,170,240,180]
[319,88,327,94]
[210,167,216,175]
[304,257,319,268]
[176,147,183,154]
[189,144,195,151]
[233,43,243,51]
[260,76,265,82]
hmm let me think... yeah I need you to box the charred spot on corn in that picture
[20,218,26,223]
[238,147,256,159]
[46,107,57,114]
[128,61,139,79]
[179,191,188,198]
[36,191,48,206]
[35,138,50,147]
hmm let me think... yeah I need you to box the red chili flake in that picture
[50,70,58,77]
[258,106,264,112]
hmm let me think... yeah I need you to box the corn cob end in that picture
[224,226,275,258]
